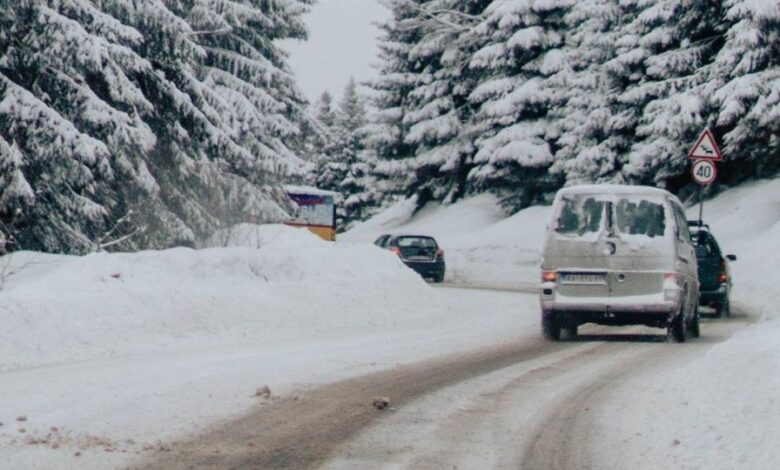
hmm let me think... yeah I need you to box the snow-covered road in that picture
[135,301,756,469]
[0,285,535,470]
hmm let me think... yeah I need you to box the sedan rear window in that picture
[396,237,437,248]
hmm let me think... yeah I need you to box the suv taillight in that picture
[719,260,729,283]
[436,248,444,258]
[390,246,401,256]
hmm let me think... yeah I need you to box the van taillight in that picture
[436,248,444,258]
[664,272,682,286]
[542,271,557,282]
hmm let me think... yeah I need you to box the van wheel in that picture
[668,312,687,343]
[542,315,561,341]
[687,307,700,338]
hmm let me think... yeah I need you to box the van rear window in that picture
[556,195,666,238]
[556,196,605,235]
[614,199,666,238]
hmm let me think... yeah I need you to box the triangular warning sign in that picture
[688,129,723,161]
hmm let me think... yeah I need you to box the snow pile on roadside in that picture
[0,225,430,371]
[343,194,551,288]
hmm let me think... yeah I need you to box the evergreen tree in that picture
[399,0,489,205]
[314,78,370,228]
[0,0,312,253]
[546,0,627,185]
[315,91,337,129]
[612,0,725,188]
[464,0,571,209]
[705,0,780,180]
[364,0,425,203]
[334,78,370,226]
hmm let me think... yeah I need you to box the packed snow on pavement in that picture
[1,178,779,468]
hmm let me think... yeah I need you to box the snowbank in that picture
[0,225,429,371]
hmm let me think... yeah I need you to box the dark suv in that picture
[374,234,445,282]
[689,222,736,317]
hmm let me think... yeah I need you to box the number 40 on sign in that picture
[692,159,717,185]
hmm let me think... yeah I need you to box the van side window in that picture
[672,204,691,241]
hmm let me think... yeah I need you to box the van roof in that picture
[557,184,672,198]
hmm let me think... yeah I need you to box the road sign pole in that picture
[698,186,704,226]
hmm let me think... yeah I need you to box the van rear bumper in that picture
[541,299,678,328]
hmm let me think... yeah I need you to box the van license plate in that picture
[561,273,606,285]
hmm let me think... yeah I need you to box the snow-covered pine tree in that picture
[396,0,490,205]
[604,0,724,188]
[0,0,156,252]
[464,0,571,209]
[0,0,312,253]
[315,91,337,129]
[144,0,314,234]
[705,0,780,180]
[312,79,370,228]
[333,78,371,226]
[546,0,628,186]
[310,90,340,192]
[364,0,426,205]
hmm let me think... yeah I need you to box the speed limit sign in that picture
[692,159,717,185]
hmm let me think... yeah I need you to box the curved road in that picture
[133,288,754,470]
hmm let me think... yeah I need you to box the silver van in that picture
[540,185,700,342]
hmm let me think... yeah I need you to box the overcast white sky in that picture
[279,0,390,103]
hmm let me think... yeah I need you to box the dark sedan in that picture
[374,234,445,283]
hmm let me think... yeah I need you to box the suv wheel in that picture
[716,299,730,318]
[542,314,561,341]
